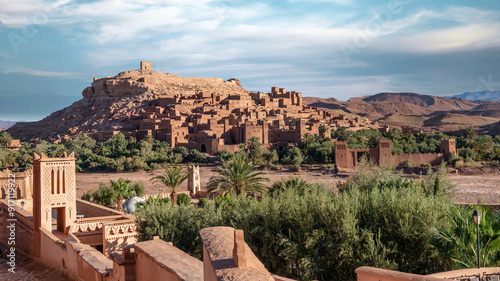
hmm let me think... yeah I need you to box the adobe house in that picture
[0,168,32,199]
[335,139,458,169]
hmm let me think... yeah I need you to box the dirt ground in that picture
[75,165,500,205]
[75,165,346,199]
[448,174,500,204]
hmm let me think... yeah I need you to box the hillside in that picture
[0,120,15,131]
[304,92,500,132]
[7,69,248,141]
[304,92,488,120]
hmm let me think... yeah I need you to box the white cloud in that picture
[290,0,354,5]
[0,0,70,27]
[0,67,82,78]
[392,22,500,53]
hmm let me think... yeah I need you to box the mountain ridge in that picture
[452,90,500,101]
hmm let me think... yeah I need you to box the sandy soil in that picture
[75,165,500,205]
[0,254,70,281]
[448,174,500,204]
[75,165,346,199]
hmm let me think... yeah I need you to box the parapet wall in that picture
[393,153,444,167]
[76,199,124,217]
[134,238,204,281]
[0,201,34,256]
[356,266,445,281]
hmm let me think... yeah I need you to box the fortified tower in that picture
[440,139,458,161]
[32,152,76,257]
[335,141,350,168]
[377,139,392,166]
[140,61,152,71]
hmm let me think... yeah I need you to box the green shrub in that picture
[338,158,398,193]
[177,193,191,206]
[217,149,234,162]
[281,146,303,166]
[289,164,301,172]
[198,198,208,208]
[398,160,411,168]
[187,149,210,163]
[137,173,455,281]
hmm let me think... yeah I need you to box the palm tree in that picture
[432,206,500,268]
[245,136,263,163]
[110,178,135,211]
[270,177,312,196]
[152,165,191,205]
[207,153,269,196]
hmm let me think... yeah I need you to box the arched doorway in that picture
[200,144,207,153]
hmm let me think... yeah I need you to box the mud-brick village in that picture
[2,1,500,280]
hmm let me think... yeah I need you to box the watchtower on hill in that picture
[140,61,152,71]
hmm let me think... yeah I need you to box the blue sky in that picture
[1,0,500,121]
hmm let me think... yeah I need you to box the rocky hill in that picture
[304,92,490,120]
[9,70,500,142]
[7,69,248,141]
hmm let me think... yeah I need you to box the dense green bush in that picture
[81,179,144,207]
[217,149,234,162]
[187,149,210,163]
[281,146,303,165]
[136,172,456,280]
[198,198,208,208]
[3,128,500,172]
[177,193,191,206]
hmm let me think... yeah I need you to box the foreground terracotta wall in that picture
[134,239,203,281]
[356,266,445,281]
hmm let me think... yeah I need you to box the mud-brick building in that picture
[335,138,458,169]
[86,62,374,154]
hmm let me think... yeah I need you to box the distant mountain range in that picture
[452,91,500,101]
[0,120,16,130]
[304,92,500,134]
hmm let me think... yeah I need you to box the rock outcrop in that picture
[8,68,248,141]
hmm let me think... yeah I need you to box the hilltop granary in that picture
[88,62,373,153]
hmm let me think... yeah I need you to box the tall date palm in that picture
[207,153,269,196]
[152,165,191,205]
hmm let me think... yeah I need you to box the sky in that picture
[1,0,500,121]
